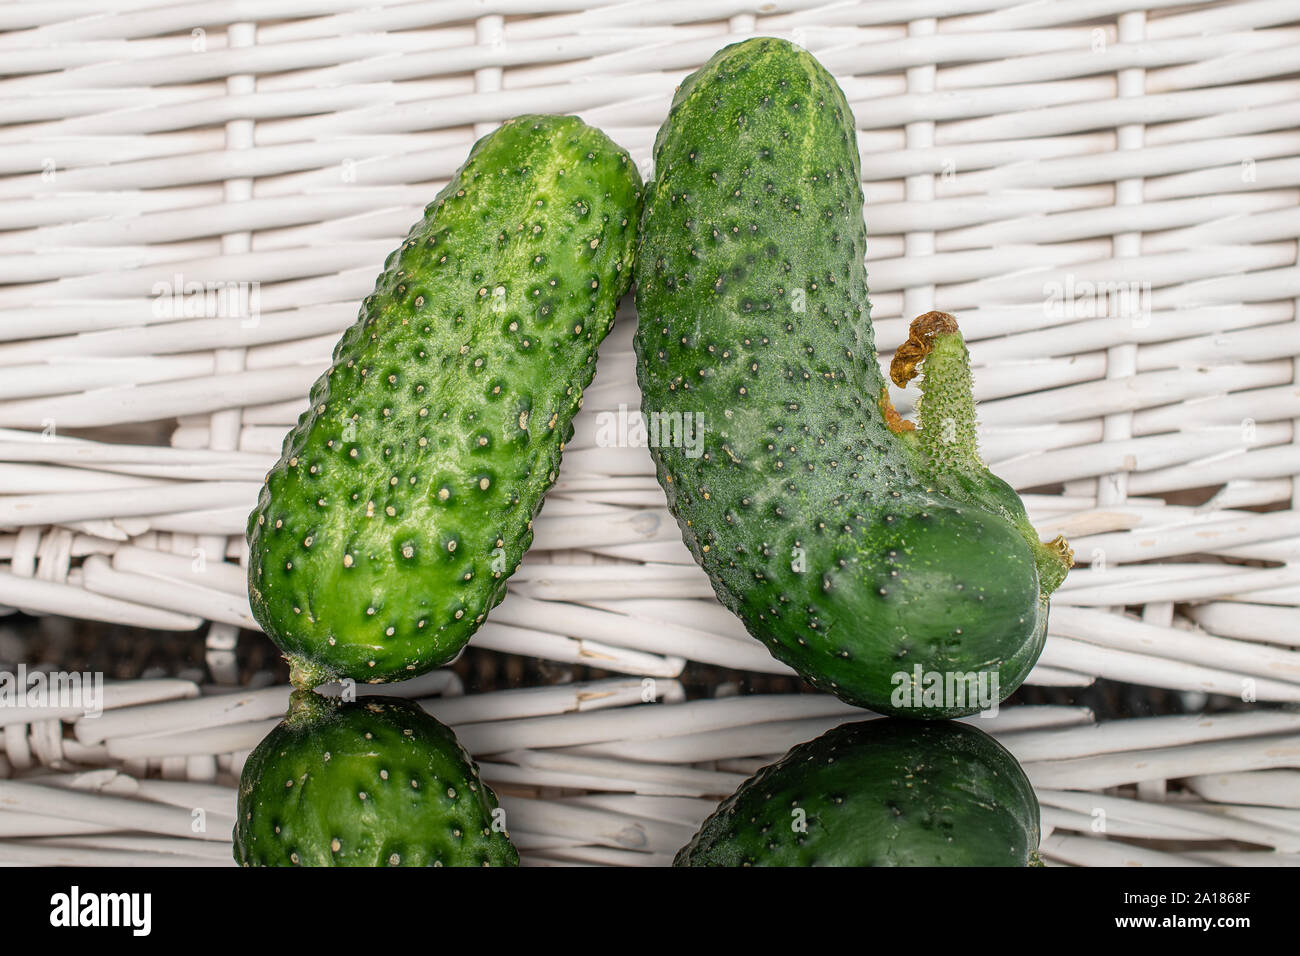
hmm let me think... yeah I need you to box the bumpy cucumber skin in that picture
[248,115,641,686]
[635,38,1058,717]
[234,695,518,867]
[675,718,1040,867]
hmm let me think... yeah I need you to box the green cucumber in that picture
[675,718,1040,866]
[248,115,642,686]
[234,693,517,867]
[634,38,1070,717]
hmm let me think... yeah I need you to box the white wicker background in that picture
[0,0,1299,865]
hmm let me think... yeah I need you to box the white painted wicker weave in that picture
[1,0,1299,864]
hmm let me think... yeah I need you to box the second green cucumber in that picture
[248,115,643,686]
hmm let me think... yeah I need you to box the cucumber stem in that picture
[286,654,332,693]
[285,688,336,727]
[892,312,1074,596]
[1039,535,1074,594]
[890,311,982,472]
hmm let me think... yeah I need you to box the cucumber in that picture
[675,718,1041,866]
[234,693,517,867]
[634,39,1070,717]
[248,115,642,687]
